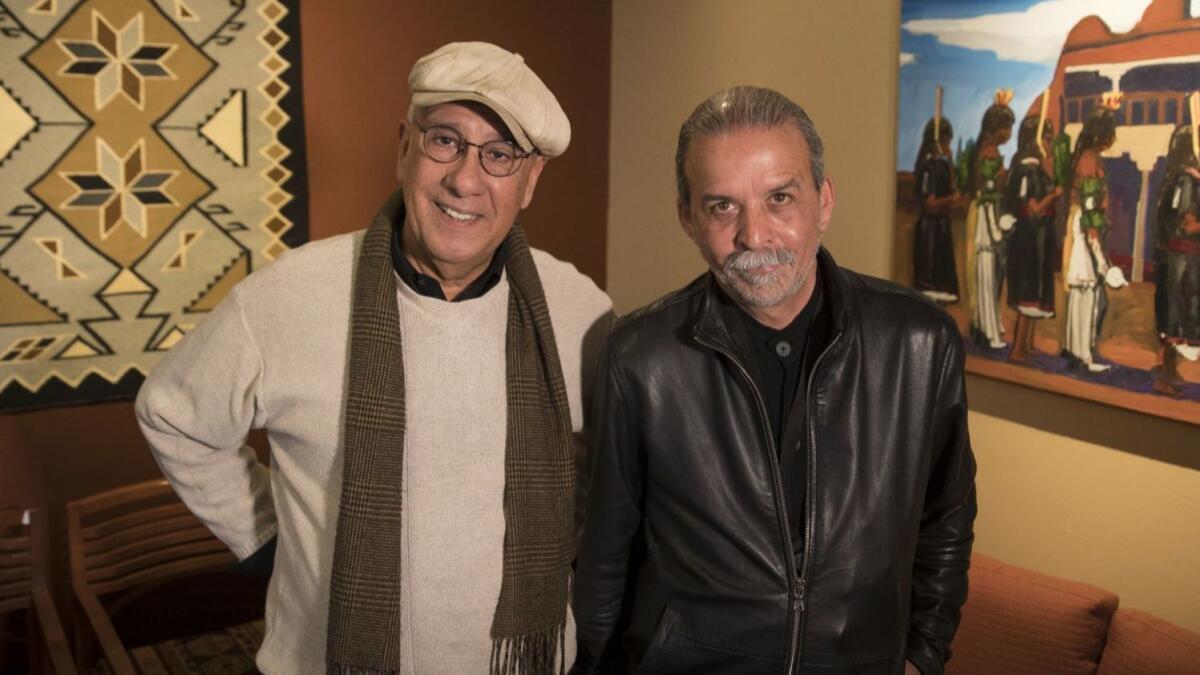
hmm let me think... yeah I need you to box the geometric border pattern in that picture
[0,0,308,412]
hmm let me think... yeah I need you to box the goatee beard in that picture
[716,247,817,308]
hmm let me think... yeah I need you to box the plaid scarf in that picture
[327,190,574,674]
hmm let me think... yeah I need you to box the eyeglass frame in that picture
[409,121,536,178]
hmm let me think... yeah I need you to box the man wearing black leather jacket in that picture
[573,86,977,675]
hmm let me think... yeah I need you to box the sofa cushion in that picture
[946,555,1118,675]
[1097,608,1200,675]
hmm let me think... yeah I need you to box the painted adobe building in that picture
[1043,0,1200,282]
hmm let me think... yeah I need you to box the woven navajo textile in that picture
[0,0,307,411]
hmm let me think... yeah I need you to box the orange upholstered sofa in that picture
[947,554,1200,675]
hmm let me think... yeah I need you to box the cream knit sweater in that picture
[135,231,613,673]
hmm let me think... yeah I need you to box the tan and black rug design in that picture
[0,0,307,411]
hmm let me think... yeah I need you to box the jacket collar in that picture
[691,246,849,354]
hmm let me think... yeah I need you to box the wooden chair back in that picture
[66,479,237,673]
[0,507,36,616]
[0,507,77,674]
[66,480,234,601]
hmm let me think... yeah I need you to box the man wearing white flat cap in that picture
[136,41,612,674]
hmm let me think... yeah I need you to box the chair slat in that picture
[83,524,217,571]
[79,502,192,542]
[0,577,32,601]
[82,512,206,556]
[70,479,173,516]
[0,533,30,553]
[0,549,30,569]
[91,550,236,597]
[0,564,31,584]
[0,594,30,613]
[86,538,231,586]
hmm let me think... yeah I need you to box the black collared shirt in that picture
[721,274,824,449]
[390,227,507,301]
[718,272,826,561]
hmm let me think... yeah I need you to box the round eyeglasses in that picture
[414,123,533,177]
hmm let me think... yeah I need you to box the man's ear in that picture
[395,121,411,182]
[817,176,835,234]
[520,155,548,209]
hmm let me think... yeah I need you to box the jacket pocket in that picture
[633,605,680,675]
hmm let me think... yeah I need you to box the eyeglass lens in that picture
[421,125,521,177]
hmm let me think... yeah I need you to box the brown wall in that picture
[301,0,612,270]
[0,0,610,604]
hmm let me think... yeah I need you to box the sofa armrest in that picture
[946,554,1117,674]
[1098,608,1200,675]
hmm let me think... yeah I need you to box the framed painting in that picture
[895,0,1200,425]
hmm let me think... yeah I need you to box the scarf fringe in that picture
[490,623,567,675]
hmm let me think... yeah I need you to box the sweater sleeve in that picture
[135,290,277,560]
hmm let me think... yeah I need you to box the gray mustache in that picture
[723,248,796,273]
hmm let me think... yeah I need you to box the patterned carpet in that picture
[92,619,262,675]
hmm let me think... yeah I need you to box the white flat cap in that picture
[408,41,571,157]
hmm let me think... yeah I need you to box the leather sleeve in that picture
[572,343,644,674]
[905,330,977,675]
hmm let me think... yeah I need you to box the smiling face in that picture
[678,124,834,328]
[396,102,546,292]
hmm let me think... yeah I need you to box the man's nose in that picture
[443,148,487,196]
[736,204,771,249]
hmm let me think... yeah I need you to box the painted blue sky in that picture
[895,0,1182,170]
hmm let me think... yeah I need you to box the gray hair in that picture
[675,85,825,203]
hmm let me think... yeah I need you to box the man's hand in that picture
[905,660,922,675]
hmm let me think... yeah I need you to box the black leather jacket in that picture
[574,249,976,675]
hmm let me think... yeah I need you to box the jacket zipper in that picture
[693,335,800,671]
[790,330,842,673]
